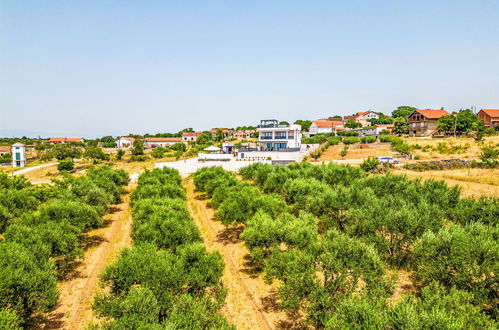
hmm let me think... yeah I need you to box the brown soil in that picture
[34,183,135,329]
[388,269,415,305]
[184,178,299,330]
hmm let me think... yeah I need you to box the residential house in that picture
[11,143,26,167]
[408,109,450,137]
[354,124,394,136]
[181,131,202,142]
[477,109,499,127]
[356,111,380,120]
[210,128,234,140]
[48,137,84,144]
[116,136,135,149]
[144,137,182,148]
[307,121,344,136]
[257,119,302,151]
[344,114,369,127]
[233,129,256,140]
[0,146,10,159]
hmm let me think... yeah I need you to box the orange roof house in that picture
[145,137,182,142]
[411,109,450,119]
[182,131,203,142]
[144,137,182,148]
[477,109,499,127]
[48,137,84,144]
[182,131,202,137]
[408,109,450,137]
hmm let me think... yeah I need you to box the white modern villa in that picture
[257,120,302,151]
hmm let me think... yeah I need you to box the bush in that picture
[130,154,148,162]
[151,147,167,158]
[379,135,394,143]
[302,133,334,144]
[343,137,361,145]
[84,146,110,160]
[116,149,125,160]
[0,242,58,319]
[360,157,379,172]
[0,309,22,330]
[361,136,377,143]
[413,223,498,313]
[337,131,359,137]
[38,200,103,231]
[336,146,347,160]
[57,159,74,172]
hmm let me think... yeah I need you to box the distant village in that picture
[1,107,498,170]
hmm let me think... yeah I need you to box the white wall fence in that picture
[198,153,234,161]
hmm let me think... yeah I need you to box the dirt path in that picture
[184,178,291,330]
[37,183,135,329]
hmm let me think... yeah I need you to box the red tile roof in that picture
[313,121,343,128]
[210,129,233,133]
[182,131,202,137]
[49,137,83,142]
[415,109,450,119]
[120,136,135,142]
[0,146,10,152]
[356,112,369,116]
[480,109,499,118]
[145,137,182,142]
[313,121,334,128]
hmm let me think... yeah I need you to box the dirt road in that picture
[184,178,292,330]
[37,183,135,329]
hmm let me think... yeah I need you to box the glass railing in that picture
[257,124,290,128]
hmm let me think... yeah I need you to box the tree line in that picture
[193,164,497,328]
[0,166,129,328]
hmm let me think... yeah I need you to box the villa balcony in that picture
[259,136,294,140]
[257,124,290,128]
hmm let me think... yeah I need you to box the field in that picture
[394,168,499,198]
[1,140,497,329]
[190,164,497,328]
[314,143,396,161]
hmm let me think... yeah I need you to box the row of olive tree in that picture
[193,167,392,327]
[194,163,498,325]
[0,166,129,327]
[92,168,232,329]
[241,162,498,322]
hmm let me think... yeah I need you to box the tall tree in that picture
[392,106,417,118]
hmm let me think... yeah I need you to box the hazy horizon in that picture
[1,1,498,138]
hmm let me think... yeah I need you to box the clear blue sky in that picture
[1,0,498,137]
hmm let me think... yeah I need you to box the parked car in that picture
[376,156,399,164]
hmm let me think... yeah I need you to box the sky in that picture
[1,0,498,138]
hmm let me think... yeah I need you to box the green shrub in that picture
[151,147,167,158]
[38,200,103,231]
[361,136,377,143]
[413,223,498,313]
[57,158,74,172]
[360,157,379,172]
[0,242,58,319]
[116,149,125,160]
[0,309,22,330]
[343,137,361,145]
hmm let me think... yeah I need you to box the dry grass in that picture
[314,143,396,162]
[393,168,499,198]
[406,135,499,160]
